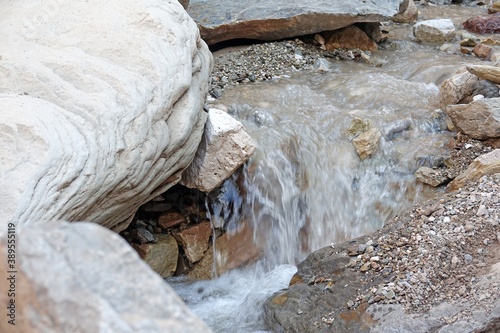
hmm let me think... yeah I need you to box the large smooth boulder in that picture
[448,149,500,191]
[188,0,405,45]
[413,19,456,44]
[0,221,213,333]
[445,98,500,140]
[0,0,212,236]
[181,108,256,192]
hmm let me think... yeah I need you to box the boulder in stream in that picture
[187,0,406,45]
[353,128,382,160]
[439,66,479,109]
[413,19,456,44]
[0,221,212,333]
[181,108,256,193]
[0,0,212,235]
[464,13,500,34]
[445,98,500,140]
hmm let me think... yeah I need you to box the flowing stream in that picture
[170,7,487,332]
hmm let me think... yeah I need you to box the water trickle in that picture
[170,31,483,332]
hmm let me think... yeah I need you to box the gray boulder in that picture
[188,0,405,45]
[0,221,212,333]
[413,19,456,44]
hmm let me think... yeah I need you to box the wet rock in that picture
[0,0,211,235]
[181,108,256,192]
[467,64,500,84]
[130,228,157,245]
[188,0,405,45]
[131,233,179,278]
[473,43,493,58]
[415,167,450,187]
[0,221,211,333]
[347,117,371,137]
[440,66,480,109]
[313,58,331,73]
[173,221,212,263]
[464,13,500,34]
[392,0,418,23]
[322,25,378,52]
[158,211,186,230]
[413,19,456,44]
[383,118,412,140]
[353,128,382,160]
[448,149,500,190]
[188,222,262,279]
[445,98,500,140]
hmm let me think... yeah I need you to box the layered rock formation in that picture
[0,221,213,333]
[0,0,212,236]
[188,0,405,45]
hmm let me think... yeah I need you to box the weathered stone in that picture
[187,0,405,45]
[464,13,500,34]
[0,0,212,236]
[460,38,477,47]
[445,98,500,140]
[413,19,456,44]
[323,25,378,52]
[415,167,450,187]
[173,221,212,263]
[467,64,500,84]
[181,108,256,192]
[489,2,500,14]
[131,233,178,278]
[473,44,493,58]
[439,66,479,109]
[392,0,418,23]
[313,58,331,73]
[158,211,186,230]
[353,128,382,160]
[0,221,211,333]
[130,228,157,245]
[448,149,500,191]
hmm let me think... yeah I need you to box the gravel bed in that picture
[345,172,500,317]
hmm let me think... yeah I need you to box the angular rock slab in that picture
[181,108,256,192]
[0,0,212,236]
[353,128,382,160]
[413,19,456,44]
[131,233,179,278]
[439,66,479,109]
[0,221,212,333]
[448,149,500,191]
[445,98,500,140]
[188,0,405,45]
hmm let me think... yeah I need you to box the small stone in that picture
[386,291,396,299]
[477,205,486,216]
[464,254,473,263]
[360,262,371,272]
[347,300,354,309]
[130,228,157,245]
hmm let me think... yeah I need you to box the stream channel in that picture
[170,6,486,332]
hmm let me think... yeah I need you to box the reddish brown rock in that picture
[464,13,500,34]
[473,43,493,58]
[173,221,212,263]
[188,222,263,279]
[158,211,185,230]
[323,25,378,52]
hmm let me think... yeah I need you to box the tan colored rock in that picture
[347,117,371,137]
[473,44,493,59]
[173,221,212,263]
[353,128,382,160]
[158,211,186,230]
[323,25,378,52]
[467,64,500,84]
[445,98,500,140]
[439,66,479,109]
[392,0,418,23]
[415,167,450,187]
[448,149,500,191]
[188,222,262,280]
[132,234,178,278]
[181,108,256,192]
